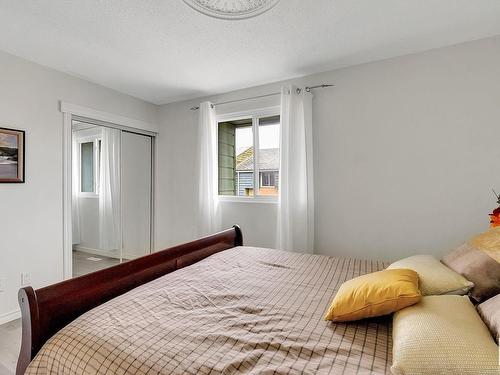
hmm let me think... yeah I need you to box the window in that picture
[79,138,101,195]
[217,109,280,200]
[80,142,94,192]
[260,171,276,187]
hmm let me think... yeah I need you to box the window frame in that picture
[216,106,280,204]
[77,134,102,198]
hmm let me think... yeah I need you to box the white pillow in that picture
[387,254,473,295]
[392,295,499,375]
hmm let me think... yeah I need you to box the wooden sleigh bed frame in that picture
[16,226,243,375]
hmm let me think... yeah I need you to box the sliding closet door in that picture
[121,131,152,260]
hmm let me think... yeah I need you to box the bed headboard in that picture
[17,225,243,375]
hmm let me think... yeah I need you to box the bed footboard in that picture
[16,225,243,375]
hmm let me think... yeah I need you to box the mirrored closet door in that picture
[71,120,153,277]
[121,131,152,260]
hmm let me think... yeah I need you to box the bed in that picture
[17,226,391,374]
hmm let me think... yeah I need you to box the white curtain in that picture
[277,85,315,253]
[197,101,221,236]
[71,135,81,245]
[99,127,122,250]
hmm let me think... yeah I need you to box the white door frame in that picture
[61,101,159,279]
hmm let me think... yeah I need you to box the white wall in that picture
[157,35,500,262]
[0,50,158,323]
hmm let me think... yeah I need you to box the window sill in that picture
[79,193,99,199]
[218,196,278,204]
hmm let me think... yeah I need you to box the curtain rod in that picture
[189,84,333,110]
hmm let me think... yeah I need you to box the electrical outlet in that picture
[0,277,5,292]
[21,272,31,286]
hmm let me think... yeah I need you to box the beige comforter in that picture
[26,247,391,374]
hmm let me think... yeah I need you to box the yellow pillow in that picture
[324,269,421,322]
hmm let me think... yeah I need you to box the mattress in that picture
[26,246,391,374]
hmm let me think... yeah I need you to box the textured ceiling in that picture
[0,0,499,104]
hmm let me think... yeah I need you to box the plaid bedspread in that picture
[26,246,391,374]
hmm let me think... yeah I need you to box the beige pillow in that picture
[387,254,473,295]
[392,295,499,375]
[478,293,500,344]
[443,242,500,302]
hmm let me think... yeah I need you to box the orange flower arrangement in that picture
[489,190,500,228]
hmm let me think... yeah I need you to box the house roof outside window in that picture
[236,147,279,172]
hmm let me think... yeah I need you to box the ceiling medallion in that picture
[183,0,280,20]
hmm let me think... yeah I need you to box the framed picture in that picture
[0,127,25,183]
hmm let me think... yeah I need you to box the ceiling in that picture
[0,1,499,105]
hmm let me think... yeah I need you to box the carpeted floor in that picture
[0,319,21,375]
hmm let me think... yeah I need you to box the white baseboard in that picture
[0,309,21,325]
[121,252,140,261]
[73,246,146,262]
[73,245,120,260]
